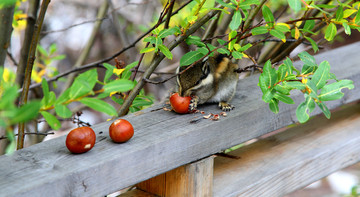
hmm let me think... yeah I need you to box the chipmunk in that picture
[175,53,239,111]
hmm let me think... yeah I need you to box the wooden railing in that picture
[0,42,359,197]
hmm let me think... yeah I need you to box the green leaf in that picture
[185,36,205,47]
[10,101,41,124]
[260,60,277,88]
[144,36,156,44]
[311,61,330,89]
[132,96,154,107]
[298,51,317,67]
[230,10,242,30]
[355,9,360,25]
[258,73,267,93]
[0,0,17,6]
[270,29,286,42]
[79,97,117,116]
[296,94,315,123]
[288,0,302,13]
[125,61,139,70]
[158,44,173,60]
[269,99,279,114]
[47,92,56,108]
[69,69,97,99]
[325,23,337,41]
[277,64,289,81]
[198,47,209,55]
[239,0,259,7]
[274,84,291,95]
[103,79,135,95]
[40,111,61,130]
[158,27,180,38]
[232,51,244,59]
[251,26,269,35]
[217,39,226,45]
[343,22,351,35]
[217,48,230,55]
[55,104,73,118]
[37,45,48,56]
[262,88,275,103]
[0,86,18,110]
[215,0,236,9]
[103,63,114,83]
[180,51,203,66]
[274,23,290,32]
[49,43,57,55]
[305,80,318,99]
[343,9,357,18]
[336,6,344,21]
[52,54,66,60]
[303,20,315,31]
[55,88,71,105]
[238,43,252,52]
[274,93,294,104]
[262,5,275,27]
[318,80,354,101]
[304,36,319,53]
[316,101,331,119]
[140,47,155,54]
[284,81,306,90]
[283,57,295,74]
[41,78,50,107]
[301,64,317,75]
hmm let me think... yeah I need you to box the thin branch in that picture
[144,29,255,85]
[18,63,106,93]
[60,0,109,95]
[132,0,174,82]
[0,132,55,140]
[44,0,192,88]
[17,0,51,150]
[252,38,324,48]
[164,0,175,29]
[41,18,108,35]
[117,3,226,117]
[6,50,18,66]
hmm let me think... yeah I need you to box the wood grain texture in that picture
[213,103,360,197]
[0,42,359,196]
[136,156,213,197]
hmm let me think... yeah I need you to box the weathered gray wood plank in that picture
[0,42,359,196]
[213,103,360,197]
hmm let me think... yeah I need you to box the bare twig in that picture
[61,0,109,95]
[0,132,55,140]
[41,18,108,34]
[6,50,18,67]
[18,63,106,93]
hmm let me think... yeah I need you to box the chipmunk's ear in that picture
[215,53,228,64]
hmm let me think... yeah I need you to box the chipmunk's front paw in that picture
[189,96,199,111]
[219,102,235,111]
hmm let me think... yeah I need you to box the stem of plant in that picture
[17,0,51,150]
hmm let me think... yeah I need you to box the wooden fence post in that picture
[136,156,214,197]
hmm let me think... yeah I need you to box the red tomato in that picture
[169,92,192,114]
[109,119,134,143]
[66,127,96,154]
